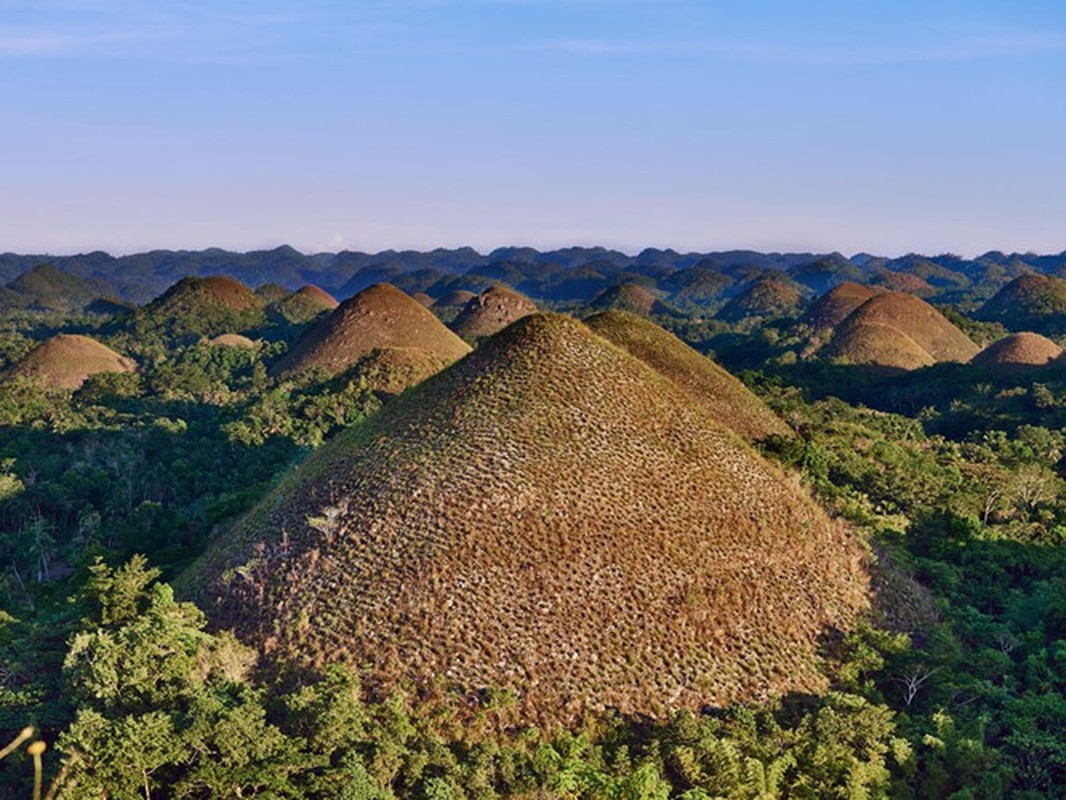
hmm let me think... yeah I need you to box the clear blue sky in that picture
[1,0,1064,256]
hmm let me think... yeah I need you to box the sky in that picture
[1,0,1064,257]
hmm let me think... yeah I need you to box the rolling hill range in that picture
[824,292,980,370]
[6,334,135,390]
[270,283,471,387]
[187,313,871,722]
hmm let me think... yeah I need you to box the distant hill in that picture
[825,292,979,370]
[977,274,1066,334]
[585,311,794,442]
[122,275,266,344]
[588,282,671,317]
[6,334,135,389]
[203,333,257,349]
[801,282,883,334]
[717,278,805,323]
[971,332,1064,369]
[270,283,471,388]
[269,285,339,325]
[187,313,870,721]
[451,285,538,339]
[1,263,116,312]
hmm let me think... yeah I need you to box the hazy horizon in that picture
[2,0,1064,257]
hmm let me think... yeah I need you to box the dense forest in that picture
[0,250,1063,798]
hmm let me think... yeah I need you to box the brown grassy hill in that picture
[589,282,670,317]
[130,275,267,343]
[802,282,882,333]
[717,278,805,323]
[412,292,435,307]
[585,310,793,442]
[971,332,1064,369]
[188,313,870,722]
[826,292,979,369]
[272,285,340,324]
[271,283,471,381]
[977,274,1066,333]
[8,334,135,390]
[204,333,257,348]
[450,285,538,339]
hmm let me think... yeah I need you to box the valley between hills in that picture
[0,247,1063,797]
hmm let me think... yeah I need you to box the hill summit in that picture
[8,334,135,390]
[589,282,670,317]
[270,283,471,384]
[971,332,1064,369]
[189,313,870,722]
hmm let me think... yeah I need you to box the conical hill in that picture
[589,282,671,317]
[189,314,870,722]
[450,285,538,339]
[977,274,1066,333]
[585,311,793,442]
[825,292,979,369]
[271,285,340,324]
[802,282,882,333]
[271,283,471,382]
[971,332,1063,369]
[131,275,266,342]
[8,334,135,390]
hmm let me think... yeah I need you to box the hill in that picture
[2,263,116,312]
[801,282,882,334]
[825,293,979,370]
[188,314,870,722]
[125,275,267,344]
[588,282,671,317]
[270,285,339,324]
[7,334,135,390]
[977,274,1066,333]
[584,311,793,442]
[203,333,257,349]
[717,278,805,323]
[271,283,471,383]
[450,285,538,339]
[971,332,1064,369]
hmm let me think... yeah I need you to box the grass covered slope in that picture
[802,282,882,334]
[189,314,870,722]
[977,274,1066,333]
[971,332,1064,369]
[125,275,267,344]
[717,277,805,323]
[7,334,135,389]
[270,285,339,324]
[585,310,793,442]
[271,283,471,380]
[450,285,538,339]
[825,292,979,369]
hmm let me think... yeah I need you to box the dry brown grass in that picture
[873,271,934,295]
[7,334,136,390]
[971,332,1064,369]
[718,278,804,323]
[188,313,871,723]
[434,290,478,308]
[585,310,793,442]
[801,282,882,334]
[271,283,471,381]
[451,285,538,339]
[272,285,340,324]
[412,292,435,307]
[825,292,979,369]
[191,276,263,312]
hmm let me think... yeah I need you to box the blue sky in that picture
[1,0,1064,256]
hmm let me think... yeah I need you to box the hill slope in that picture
[127,275,266,343]
[189,314,870,721]
[271,283,470,382]
[450,285,538,339]
[7,334,135,389]
[588,282,670,317]
[977,274,1066,333]
[585,311,793,442]
[717,278,805,323]
[271,285,340,324]
[802,282,882,334]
